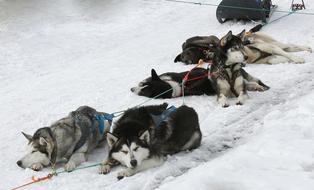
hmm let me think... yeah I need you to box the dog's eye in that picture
[121,150,128,154]
[31,150,37,153]
[133,147,139,151]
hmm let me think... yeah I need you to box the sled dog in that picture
[174,25,312,65]
[131,68,216,98]
[210,31,269,107]
[238,29,312,64]
[17,106,111,171]
[131,66,269,99]
[99,103,202,179]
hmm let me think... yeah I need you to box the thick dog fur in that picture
[131,68,216,98]
[99,103,202,179]
[238,30,312,64]
[174,35,219,64]
[175,27,312,65]
[131,65,269,100]
[210,31,269,107]
[17,106,110,171]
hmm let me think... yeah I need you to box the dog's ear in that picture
[237,29,246,39]
[151,69,161,81]
[174,53,182,62]
[106,132,118,148]
[39,137,49,146]
[139,130,150,144]
[220,31,233,47]
[22,132,33,141]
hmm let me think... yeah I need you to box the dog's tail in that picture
[249,24,263,33]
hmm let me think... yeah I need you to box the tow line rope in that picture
[11,163,101,190]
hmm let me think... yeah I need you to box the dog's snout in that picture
[130,159,137,167]
[244,55,248,60]
[17,160,22,167]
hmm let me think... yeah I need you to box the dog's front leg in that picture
[217,79,230,107]
[117,157,164,180]
[65,152,87,172]
[234,76,248,105]
[99,158,120,174]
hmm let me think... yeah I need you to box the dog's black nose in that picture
[244,55,248,60]
[130,159,137,167]
[130,87,135,92]
[17,160,22,167]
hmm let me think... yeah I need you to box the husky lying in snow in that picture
[238,29,312,64]
[17,106,111,171]
[131,68,216,98]
[131,67,269,99]
[174,27,312,65]
[99,103,202,179]
[209,31,270,107]
[174,35,219,64]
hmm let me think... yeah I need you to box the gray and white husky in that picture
[238,29,312,64]
[210,31,269,107]
[17,106,111,171]
[99,103,202,179]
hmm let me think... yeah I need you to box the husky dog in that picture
[238,29,312,64]
[210,31,269,107]
[174,35,219,64]
[131,66,268,99]
[17,106,111,171]
[130,68,216,98]
[99,103,202,179]
[174,25,312,65]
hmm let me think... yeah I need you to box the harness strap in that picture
[150,105,177,127]
[74,113,113,151]
[94,113,114,134]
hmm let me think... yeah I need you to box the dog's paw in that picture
[236,93,248,105]
[99,164,111,175]
[117,169,133,180]
[64,161,76,172]
[31,163,43,171]
[218,95,229,108]
[293,57,305,64]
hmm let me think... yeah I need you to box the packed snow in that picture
[1,0,314,189]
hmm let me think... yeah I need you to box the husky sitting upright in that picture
[238,29,312,64]
[99,103,202,179]
[210,31,268,107]
[131,68,216,98]
[17,106,111,171]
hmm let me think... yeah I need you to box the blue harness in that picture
[94,113,114,135]
[150,105,177,127]
[74,113,114,151]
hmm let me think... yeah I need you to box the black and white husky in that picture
[99,103,202,179]
[17,106,111,171]
[131,67,269,100]
[131,68,216,98]
[210,31,269,107]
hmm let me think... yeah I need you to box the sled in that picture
[216,0,277,23]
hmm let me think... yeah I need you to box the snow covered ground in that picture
[1,0,314,189]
